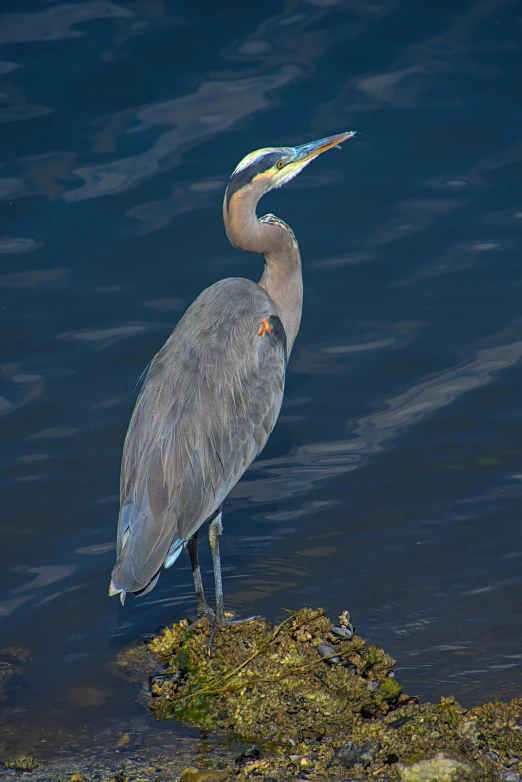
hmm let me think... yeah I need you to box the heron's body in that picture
[110,131,355,624]
[114,278,286,594]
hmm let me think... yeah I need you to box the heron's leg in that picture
[208,511,225,626]
[187,531,213,619]
[206,510,261,652]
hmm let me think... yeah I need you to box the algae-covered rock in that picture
[4,755,40,771]
[4,608,522,782]
[397,752,471,781]
[145,607,401,744]
[180,770,230,782]
[111,608,522,781]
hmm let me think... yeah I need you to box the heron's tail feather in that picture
[108,566,161,602]
[111,498,180,597]
[108,579,127,605]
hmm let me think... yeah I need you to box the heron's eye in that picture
[276,159,284,170]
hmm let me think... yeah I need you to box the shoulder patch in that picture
[259,315,287,361]
[257,317,273,337]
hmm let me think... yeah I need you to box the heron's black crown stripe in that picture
[225,152,282,208]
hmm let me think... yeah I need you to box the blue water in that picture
[1,0,522,755]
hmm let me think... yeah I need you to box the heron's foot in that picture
[207,612,262,654]
[197,601,215,620]
[187,601,216,632]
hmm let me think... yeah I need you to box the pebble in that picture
[235,745,261,765]
[390,716,412,730]
[503,773,521,782]
[367,680,380,692]
[316,644,341,664]
[332,625,353,640]
[181,771,229,782]
[334,740,379,769]
[140,633,156,644]
[359,743,379,768]
[149,672,180,690]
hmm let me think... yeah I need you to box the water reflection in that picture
[127,178,225,234]
[0,60,19,74]
[240,335,522,504]
[0,268,67,286]
[64,67,299,201]
[0,2,134,44]
[58,324,148,342]
[12,566,77,594]
[28,427,78,439]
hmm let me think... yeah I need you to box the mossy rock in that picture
[113,608,522,781]
[144,607,401,744]
[397,753,471,781]
[4,755,40,771]
[4,611,522,781]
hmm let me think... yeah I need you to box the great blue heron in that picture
[109,131,355,632]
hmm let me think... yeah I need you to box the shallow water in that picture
[1,0,522,757]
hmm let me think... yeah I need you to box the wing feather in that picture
[110,278,286,594]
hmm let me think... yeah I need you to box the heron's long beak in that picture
[292,131,356,163]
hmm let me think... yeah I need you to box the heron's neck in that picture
[258,215,302,355]
[223,191,303,355]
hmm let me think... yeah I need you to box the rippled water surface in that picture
[1,0,522,756]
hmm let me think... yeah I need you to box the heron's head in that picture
[224,131,356,211]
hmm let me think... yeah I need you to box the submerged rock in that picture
[0,646,30,703]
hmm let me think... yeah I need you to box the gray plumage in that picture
[112,280,286,594]
[109,131,354,619]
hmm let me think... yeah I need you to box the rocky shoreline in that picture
[2,608,522,781]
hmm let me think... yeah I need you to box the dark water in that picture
[1,0,522,756]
